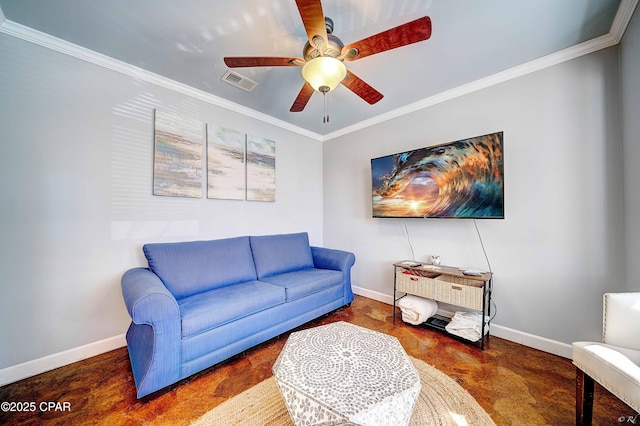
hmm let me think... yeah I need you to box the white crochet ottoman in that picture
[273,321,421,426]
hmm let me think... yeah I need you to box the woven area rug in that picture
[191,356,495,426]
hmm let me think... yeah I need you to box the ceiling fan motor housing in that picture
[303,33,344,60]
[302,17,345,61]
[224,0,431,113]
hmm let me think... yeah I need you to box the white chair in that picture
[572,292,640,425]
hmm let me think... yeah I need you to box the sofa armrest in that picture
[311,246,355,272]
[121,267,181,398]
[122,268,180,324]
[311,246,356,304]
[603,292,640,350]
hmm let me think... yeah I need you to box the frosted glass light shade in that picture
[302,57,347,92]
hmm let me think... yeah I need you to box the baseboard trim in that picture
[0,334,127,387]
[490,325,572,359]
[352,286,572,359]
[352,285,395,305]
[0,290,573,387]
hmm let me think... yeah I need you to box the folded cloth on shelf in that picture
[445,311,487,342]
[397,295,438,325]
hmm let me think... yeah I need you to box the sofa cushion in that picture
[259,268,342,301]
[250,232,314,279]
[143,237,257,299]
[178,281,286,339]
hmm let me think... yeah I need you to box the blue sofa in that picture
[121,232,355,398]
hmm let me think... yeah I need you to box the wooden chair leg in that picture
[576,368,594,426]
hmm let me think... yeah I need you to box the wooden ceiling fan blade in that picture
[342,16,432,61]
[224,57,303,68]
[341,70,383,105]
[290,82,315,112]
[295,0,328,48]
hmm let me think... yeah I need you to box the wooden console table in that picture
[393,261,493,350]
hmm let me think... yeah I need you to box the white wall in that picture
[622,9,640,291]
[1,7,637,379]
[0,34,324,371]
[323,46,625,346]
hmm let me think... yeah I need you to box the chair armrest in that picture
[603,292,640,350]
[311,246,355,272]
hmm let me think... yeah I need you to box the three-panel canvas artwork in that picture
[153,110,276,201]
[152,110,203,199]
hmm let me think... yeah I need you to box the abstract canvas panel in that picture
[153,110,203,198]
[246,135,276,202]
[207,125,245,200]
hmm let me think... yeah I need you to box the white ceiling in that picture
[0,0,635,139]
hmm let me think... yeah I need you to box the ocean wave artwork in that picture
[371,132,504,218]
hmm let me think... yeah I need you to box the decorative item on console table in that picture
[393,261,493,350]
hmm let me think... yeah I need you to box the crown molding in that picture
[322,32,618,141]
[611,0,639,43]
[1,0,636,143]
[323,0,638,141]
[0,18,324,141]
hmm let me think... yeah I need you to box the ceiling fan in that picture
[223,0,432,119]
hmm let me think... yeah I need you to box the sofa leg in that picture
[576,368,594,426]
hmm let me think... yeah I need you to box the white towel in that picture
[397,295,438,325]
[445,311,488,341]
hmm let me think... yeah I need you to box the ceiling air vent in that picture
[221,70,258,92]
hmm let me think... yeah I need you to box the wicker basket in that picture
[396,271,483,310]
[396,271,437,298]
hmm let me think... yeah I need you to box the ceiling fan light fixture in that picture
[301,56,347,92]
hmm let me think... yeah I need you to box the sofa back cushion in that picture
[143,237,257,299]
[250,232,314,279]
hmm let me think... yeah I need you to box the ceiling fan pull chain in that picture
[321,86,329,123]
[224,11,432,115]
